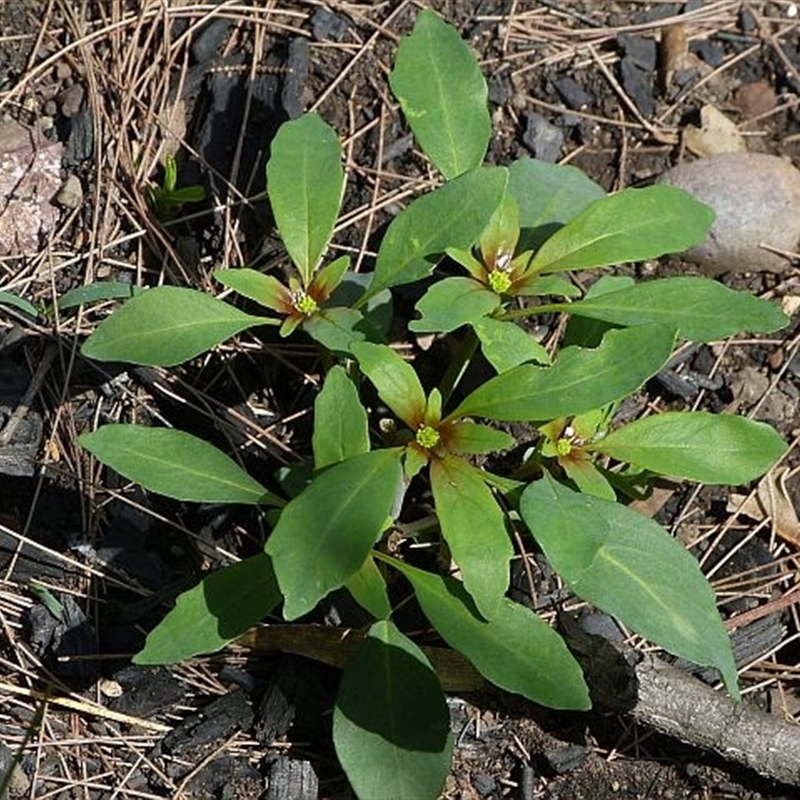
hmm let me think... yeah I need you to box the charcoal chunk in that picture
[110,665,185,718]
[162,688,253,755]
[266,757,318,800]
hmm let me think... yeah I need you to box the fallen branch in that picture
[630,653,800,787]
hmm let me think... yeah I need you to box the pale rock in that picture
[657,152,800,273]
[56,174,83,209]
[0,120,62,256]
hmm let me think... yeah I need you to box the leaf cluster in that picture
[69,9,790,800]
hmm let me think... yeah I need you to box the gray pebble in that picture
[56,174,82,209]
[658,152,800,273]
[522,112,563,163]
[57,83,83,117]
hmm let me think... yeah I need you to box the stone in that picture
[0,739,29,798]
[55,174,82,208]
[57,83,84,117]
[657,152,800,273]
[311,8,349,42]
[522,112,563,163]
[0,120,62,255]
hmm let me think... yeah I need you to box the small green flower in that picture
[487,269,512,295]
[292,291,318,316]
[415,425,441,449]
[556,438,572,457]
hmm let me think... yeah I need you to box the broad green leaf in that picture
[404,445,429,480]
[430,455,512,620]
[389,9,490,180]
[80,425,282,505]
[446,245,485,282]
[509,156,606,229]
[554,277,788,343]
[444,420,514,454]
[593,412,786,485]
[561,456,616,501]
[528,186,714,274]
[0,291,39,317]
[215,268,290,313]
[586,275,637,296]
[313,366,369,469]
[450,323,675,422]
[409,276,499,334]
[265,448,404,620]
[311,255,351,299]
[266,113,343,285]
[472,317,551,373]
[351,342,426,429]
[135,554,281,664]
[80,286,264,367]
[508,157,606,252]
[514,273,581,298]
[334,620,452,800]
[425,388,442,427]
[392,560,590,709]
[330,271,394,339]
[302,307,367,353]
[563,274,636,348]
[345,555,392,621]
[57,282,140,311]
[520,474,739,698]
[479,193,520,263]
[366,166,508,299]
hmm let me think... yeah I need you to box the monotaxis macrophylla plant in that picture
[76,8,789,800]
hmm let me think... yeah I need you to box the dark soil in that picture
[0,2,799,799]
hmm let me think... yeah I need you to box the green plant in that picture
[76,9,788,799]
[145,154,205,221]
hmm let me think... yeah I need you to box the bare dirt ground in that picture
[0,1,799,798]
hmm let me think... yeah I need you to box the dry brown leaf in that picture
[684,105,747,156]
[728,467,800,546]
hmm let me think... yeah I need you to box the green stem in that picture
[498,302,566,321]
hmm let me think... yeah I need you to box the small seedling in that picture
[145,154,205,221]
[77,9,789,799]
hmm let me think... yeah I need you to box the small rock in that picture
[657,152,800,273]
[690,39,725,68]
[733,79,777,120]
[620,56,655,117]
[0,120,62,255]
[311,8,349,42]
[552,76,592,110]
[473,773,496,795]
[522,112,563,163]
[619,34,657,71]
[64,106,94,165]
[56,174,82,209]
[544,744,590,774]
[0,360,44,477]
[57,83,84,117]
[0,740,29,798]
